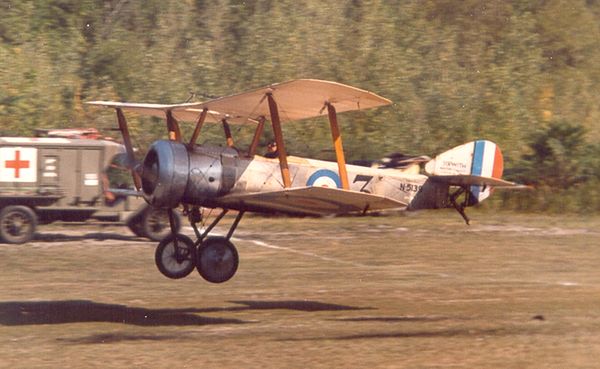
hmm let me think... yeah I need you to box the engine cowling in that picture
[141,140,228,208]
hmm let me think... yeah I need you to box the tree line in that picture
[1,0,599,212]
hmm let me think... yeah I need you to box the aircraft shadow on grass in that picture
[283,316,516,342]
[0,300,368,328]
[281,327,509,342]
[0,300,521,343]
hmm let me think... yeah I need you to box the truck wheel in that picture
[128,220,146,238]
[125,210,146,238]
[142,208,181,242]
[0,206,37,244]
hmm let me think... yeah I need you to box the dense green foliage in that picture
[497,122,600,213]
[1,0,599,211]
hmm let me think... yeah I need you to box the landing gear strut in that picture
[153,207,244,283]
[191,209,244,283]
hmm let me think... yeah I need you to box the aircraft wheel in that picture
[197,236,239,283]
[143,208,180,241]
[0,206,37,244]
[155,234,196,279]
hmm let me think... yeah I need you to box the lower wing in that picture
[217,186,407,216]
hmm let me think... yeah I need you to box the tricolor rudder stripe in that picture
[470,140,503,179]
[470,140,504,203]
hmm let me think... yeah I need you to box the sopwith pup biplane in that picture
[88,79,520,284]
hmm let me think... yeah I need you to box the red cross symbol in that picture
[5,150,30,178]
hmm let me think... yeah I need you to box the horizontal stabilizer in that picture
[218,186,407,216]
[430,175,520,188]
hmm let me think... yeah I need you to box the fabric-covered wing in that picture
[217,186,407,216]
[85,101,227,123]
[194,79,392,124]
[87,79,391,124]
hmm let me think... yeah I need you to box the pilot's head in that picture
[267,141,277,152]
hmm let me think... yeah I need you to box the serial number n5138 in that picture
[399,183,422,193]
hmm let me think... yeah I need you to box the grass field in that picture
[1,210,599,368]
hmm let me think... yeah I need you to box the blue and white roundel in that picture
[306,169,341,188]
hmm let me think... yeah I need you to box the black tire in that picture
[0,206,37,244]
[197,236,239,283]
[128,220,146,238]
[155,234,196,279]
[143,208,181,242]
[125,209,146,237]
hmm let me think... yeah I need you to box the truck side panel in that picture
[80,149,102,204]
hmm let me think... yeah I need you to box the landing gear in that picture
[152,207,244,283]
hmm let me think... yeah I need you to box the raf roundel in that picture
[306,169,342,189]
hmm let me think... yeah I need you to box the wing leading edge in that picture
[218,186,407,216]
[85,101,228,123]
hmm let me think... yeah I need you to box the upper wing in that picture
[87,79,391,124]
[194,79,392,124]
[217,186,407,216]
[85,101,228,123]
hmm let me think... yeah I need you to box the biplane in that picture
[87,79,520,284]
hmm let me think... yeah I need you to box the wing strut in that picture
[189,108,208,147]
[266,93,292,188]
[248,116,266,156]
[166,110,182,142]
[222,119,235,147]
[326,102,350,190]
[116,108,142,190]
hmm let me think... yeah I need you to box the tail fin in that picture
[425,140,504,203]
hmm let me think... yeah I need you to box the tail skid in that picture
[449,187,471,225]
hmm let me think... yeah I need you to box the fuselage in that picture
[140,140,450,213]
[230,154,426,206]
